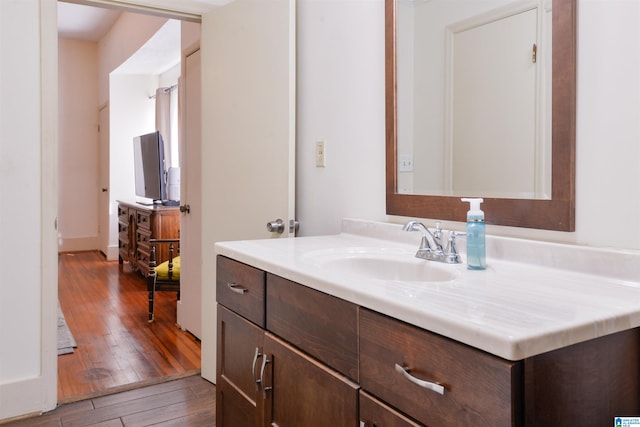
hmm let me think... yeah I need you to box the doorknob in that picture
[266,219,285,234]
[180,204,191,214]
[101,188,108,192]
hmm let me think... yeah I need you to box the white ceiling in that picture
[57,1,215,74]
[58,2,121,42]
[114,18,181,75]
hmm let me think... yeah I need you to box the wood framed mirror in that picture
[386,0,576,231]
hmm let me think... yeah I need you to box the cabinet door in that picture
[263,332,359,427]
[217,305,265,427]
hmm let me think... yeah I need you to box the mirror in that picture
[386,0,576,231]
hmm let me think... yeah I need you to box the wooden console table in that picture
[117,201,180,277]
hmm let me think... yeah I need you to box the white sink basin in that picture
[306,247,458,283]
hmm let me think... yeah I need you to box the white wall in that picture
[297,0,640,251]
[296,0,386,236]
[58,38,100,251]
[108,73,157,212]
[574,0,640,250]
[0,0,58,420]
[0,0,42,383]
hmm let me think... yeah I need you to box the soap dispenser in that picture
[461,198,486,270]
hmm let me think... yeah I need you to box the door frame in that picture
[44,0,296,410]
[41,0,209,411]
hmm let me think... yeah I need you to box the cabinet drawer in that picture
[359,308,522,427]
[266,274,358,381]
[217,256,266,327]
[360,390,423,427]
[136,211,151,230]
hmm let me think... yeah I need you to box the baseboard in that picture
[57,236,100,253]
[105,245,119,261]
[0,376,55,422]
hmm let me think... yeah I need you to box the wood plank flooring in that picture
[56,251,202,404]
[7,375,215,426]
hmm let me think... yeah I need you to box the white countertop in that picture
[215,219,640,361]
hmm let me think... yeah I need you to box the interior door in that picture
[177,48,203,339]
[199,0,296,381]
[98,104,111,257]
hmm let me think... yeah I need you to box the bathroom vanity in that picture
[215,219,640,426]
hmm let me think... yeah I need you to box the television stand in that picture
[117,200,180,277]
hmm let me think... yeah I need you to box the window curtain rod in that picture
[148,84,177,99]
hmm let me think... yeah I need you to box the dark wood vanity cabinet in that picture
[117,201,180,276]
[216,256,359,427]
[216,255,640,427]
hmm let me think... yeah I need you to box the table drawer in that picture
[136,210,151,231]
[359,308,522,427]
[137,229,151,252]
[266,273,358,381]
[217,256,266,327]
[136,249,150,276]
[118,205,128,222]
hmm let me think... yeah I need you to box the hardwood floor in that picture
[7,375,215,426]
[57,251,202,404]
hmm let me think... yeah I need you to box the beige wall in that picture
[58,38,100,251]
[97,13,167,105]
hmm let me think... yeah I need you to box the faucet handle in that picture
[444,231,463,263]
[434,221,443,238]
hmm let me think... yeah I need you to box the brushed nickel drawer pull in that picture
[227,282,248,294]
[252,347,263,390]
[395,363,445,395]
[260,355,272,398]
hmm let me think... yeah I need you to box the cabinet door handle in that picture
[395,363,445,395]
[260,355,272,398]
[252,347,263,390]
[227,282,248,294]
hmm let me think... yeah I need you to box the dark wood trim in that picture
[386,0,576,231]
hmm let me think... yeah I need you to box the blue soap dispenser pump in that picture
[461,198,486,270]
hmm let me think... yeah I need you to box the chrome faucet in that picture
[402,220,462,264]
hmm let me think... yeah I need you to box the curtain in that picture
[155,87,172,168]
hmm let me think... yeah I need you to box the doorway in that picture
[57,1,201,402]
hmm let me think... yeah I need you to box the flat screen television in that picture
[133,131,167,204]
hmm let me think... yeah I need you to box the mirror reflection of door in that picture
[446,6,544,199]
